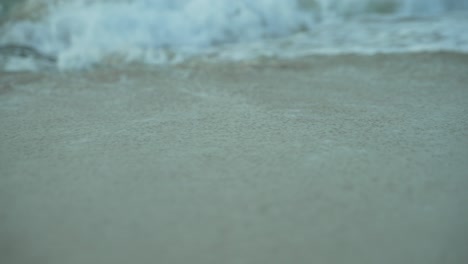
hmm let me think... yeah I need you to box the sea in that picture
[1,0,468,71]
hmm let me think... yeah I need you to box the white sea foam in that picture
[1,0,468,70]
[0,0,312,69]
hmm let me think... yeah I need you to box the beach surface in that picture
[1,53,468,264]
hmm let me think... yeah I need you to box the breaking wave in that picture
[1,0,468,70]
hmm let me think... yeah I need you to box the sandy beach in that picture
[1,53,468,264]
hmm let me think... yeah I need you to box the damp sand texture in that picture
[1,53,468,264]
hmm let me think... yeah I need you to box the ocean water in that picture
[1,0,468,70]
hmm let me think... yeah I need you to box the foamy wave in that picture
[1,0,468,70]
[0,0,312,69]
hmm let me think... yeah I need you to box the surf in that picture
[1,0,468,70]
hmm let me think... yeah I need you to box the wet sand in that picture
[1,53,468,264]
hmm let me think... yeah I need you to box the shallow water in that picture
[1,53,468,264]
